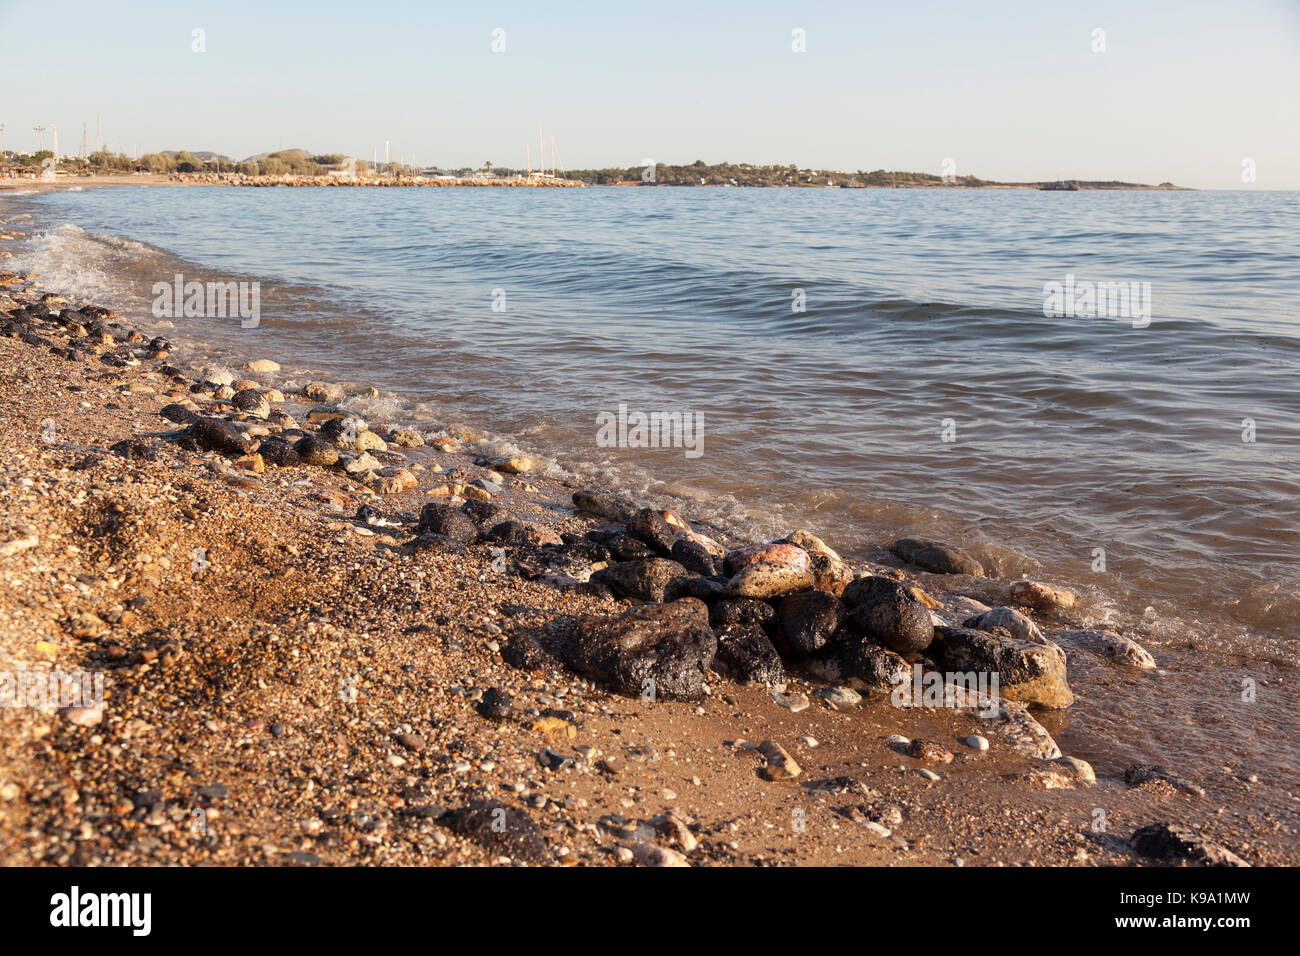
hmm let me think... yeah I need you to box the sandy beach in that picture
[0,258,1290,867]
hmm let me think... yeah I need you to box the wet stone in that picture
[186,418,256,457]
[844,576,934,655]
[774,589,845,655]
[964,607,1046,644]
[932,625,1073,710]
[572,489,636,523]
[1129,823,1247,867]
[889,537,985,576]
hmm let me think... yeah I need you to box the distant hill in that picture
[560,161,1185,189]
[161,150,234,164]
[242,148,314,163]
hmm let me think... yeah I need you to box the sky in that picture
[2,0,1298,188]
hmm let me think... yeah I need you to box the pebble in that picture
[1057,755,1096,786]
[1052,629,1157,669]
[907,739,954,763]
[757,740,802,781]
[815,686,861,709]
[60,705,103,727]
[771,691,810,713]
[632,842,689,867]
[962,735,990,751]
[885,733,911,748]
[914,768,941,781]
[477,687,513,720]
[1009,579,1077,611]
[863,821,892,838]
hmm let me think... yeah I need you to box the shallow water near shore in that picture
[6,185,1300,673]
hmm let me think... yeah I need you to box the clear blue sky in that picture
[3,0,1298,187]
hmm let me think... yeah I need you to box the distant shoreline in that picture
[0,173,1192,192]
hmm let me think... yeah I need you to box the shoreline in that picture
[1,249,1291,865]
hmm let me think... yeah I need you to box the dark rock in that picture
[513,599,717,701]
[258,437,301,468]
[714,623,785,686]
[501,631,550,670]
[160,403,200,425]
[538,748,573,771]
[557,533,609,563]
[109,438,158,462]
[931,625,1072,709]
[186,417,256,457]
[608,536,656,562]
[670,537,721,576]
[230,387,270,417]
[572,489,636,523]
[889,536,985,576]
[438,799,549,863]
[485,520,533,545]
[407,533,468,555]
[417,503,479,544]
[591,558,691,603]
[708,597,775,631]
[665,574,724,602]
[845,577,934,655]
[461,499,503,529]
[319,416,360,445]
[774,590,846,655]
[477,687,513,720]
[839,637,912,689]
[587,530,655,561]
[294,434,339,467]
[1129,823,1248,867]
[627,508,678,553]
[841,575,906,609]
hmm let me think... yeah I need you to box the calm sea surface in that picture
[8,186,1300,664]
